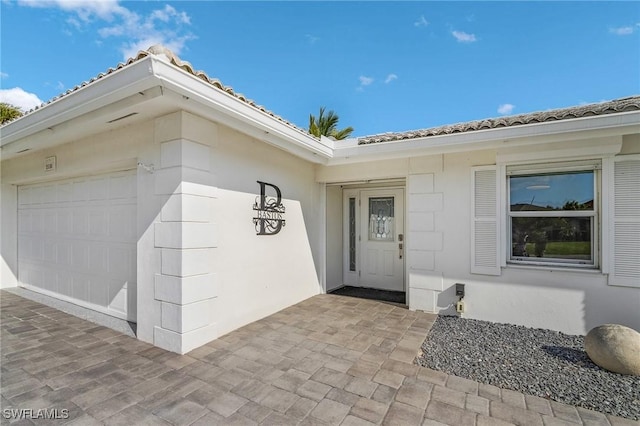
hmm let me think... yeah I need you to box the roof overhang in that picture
[1,51,638,166]
[0,55,331,164]
[328,110,640,165]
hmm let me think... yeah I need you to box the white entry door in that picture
[17,170,137,321]
[358,189,405,291]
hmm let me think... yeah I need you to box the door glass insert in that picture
[369,197,394,241]
[349,197,356,271]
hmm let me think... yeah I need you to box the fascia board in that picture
[150,58,332,163]
[330,111,640,165]
[0,58,160,147]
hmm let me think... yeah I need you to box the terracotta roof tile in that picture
[357,96,640,145]
[3,45,312,136]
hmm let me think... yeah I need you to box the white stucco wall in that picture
[1,110,323,354]
[212,124,322,337]
[318,136,640,336]
[325,185,343,292]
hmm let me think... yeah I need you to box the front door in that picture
[358,189,405,291]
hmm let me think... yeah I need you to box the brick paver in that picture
[1,290,634,425]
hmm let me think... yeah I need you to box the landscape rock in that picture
[584,324,640,376]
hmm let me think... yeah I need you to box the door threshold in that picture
[329,285,406,305]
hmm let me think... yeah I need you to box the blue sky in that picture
[1,1,639,137]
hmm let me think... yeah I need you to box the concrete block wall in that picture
[152,111,219,354]
[407,172,444,312]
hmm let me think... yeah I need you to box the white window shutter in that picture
[610,158,640,287]
[471,166,501,276]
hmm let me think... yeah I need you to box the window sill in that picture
[505,263,603,275]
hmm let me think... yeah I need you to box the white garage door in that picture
[18,170,137,321]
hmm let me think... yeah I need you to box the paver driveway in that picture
[1,291,634,425]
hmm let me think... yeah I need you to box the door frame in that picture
[342,185,406,293]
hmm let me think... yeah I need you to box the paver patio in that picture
[1,290,635,425]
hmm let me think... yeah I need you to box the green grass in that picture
[525,241,591,256]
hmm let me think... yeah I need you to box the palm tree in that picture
[308,107,354,140]
[0,103,23,124]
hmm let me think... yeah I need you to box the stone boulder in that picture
[584,324,640,376]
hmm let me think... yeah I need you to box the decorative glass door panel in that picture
[359,189,405,292]
[369,197,394,241]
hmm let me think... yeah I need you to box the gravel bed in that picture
[416,315,640,420]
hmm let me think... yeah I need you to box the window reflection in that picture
[510,171,594,212]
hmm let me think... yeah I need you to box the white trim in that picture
[342,189,359,287]
[506,159,602,175]
[19,283,132,322]
[609,154,640,287]
[505,164,600,269]
[470,165,501,276]
[319,182,327,293]
[496,137,622,165]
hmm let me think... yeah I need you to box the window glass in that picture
[510,171,594,212]
[369,197,394,241]
[349,198,356,271]
[508,168,597,267]
[511,217,593,262]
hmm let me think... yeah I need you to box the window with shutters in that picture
[610,157,640,287]
[507,161,600,268]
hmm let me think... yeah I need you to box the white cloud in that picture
[0,72,8,79]
[150,5,190,25]
[610,25,635,35]
[305,34,319,44]
[359,76,374,86]
[414,15,429,27]
[18,0,127,22]
[18,1,194,59]
[452,30,477,43]
[497,103,515,115]
[384,74,398,84]
[0,88,44,111]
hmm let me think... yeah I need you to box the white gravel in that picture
[416,315,640,420]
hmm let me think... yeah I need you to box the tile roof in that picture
[357,96,640,145]
[3,45,311,136]
[4,44,638,145]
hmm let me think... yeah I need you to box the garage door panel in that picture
[31,210,44,233]
[56,242,71,266]
[72,274,89,301]
[57,271,72,297]
[19,170,137,321]
[57,182,73,202]
[44,240,56,263]
[72,241,89,271]
[109,206,136,241]
[88,277,108,306]
[44,210,57,233]
[72,180,88,201]
[57,210,72,234]
[89,244,108,274]
[18,211,30,232]
[42,186,56,204]
[89,209,108,237]
[87,178,108,201]
[108,246,134,281]
[72,210,88,235]
[110,174,136,200]
[109,280,128,315]
[32,238,44,261]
